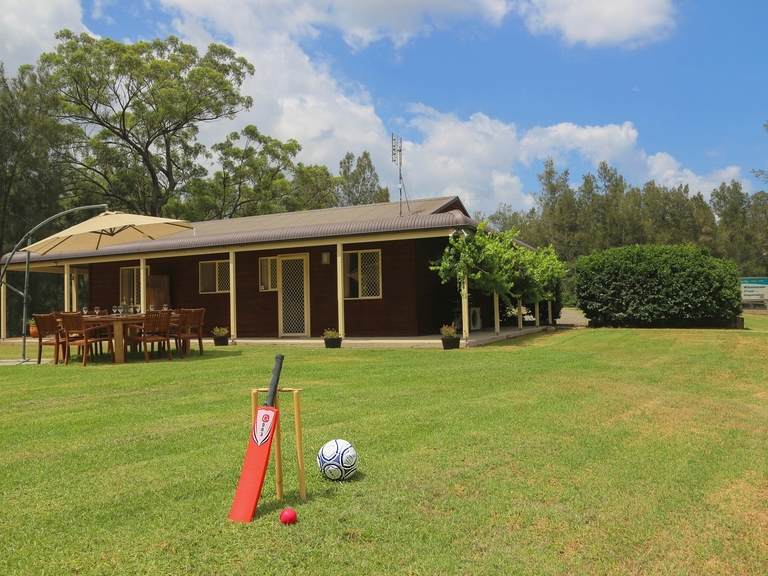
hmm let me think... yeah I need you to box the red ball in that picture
[280,508,297,525]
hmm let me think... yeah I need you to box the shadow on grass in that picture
[120,347,245,363]
[251,471,367,519]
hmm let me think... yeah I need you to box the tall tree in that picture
[39,30,254,216]
[165,125,339,220]
[751,118,768,186]
[0,64,71,252]
[534,157,581,262]
[336,151,389,206]
[710,180,753,266]
[745,191,768,276]
[0,64,74,332]
[596,161,645,248]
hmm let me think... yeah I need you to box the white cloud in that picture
[0,0,89,73]
[163,3,388,176]
[397,106,747,214]
[402,105,533,211]
[519,121,640,165]
[180,0,514,50]
[0,0,738,218]
[645,152,750,198]
[513,0,676,47]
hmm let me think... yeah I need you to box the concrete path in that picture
[1,310,589,363]
[231,324,554,349]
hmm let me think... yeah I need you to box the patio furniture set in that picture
[30,308,206,366]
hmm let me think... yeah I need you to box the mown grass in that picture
[2,324,768,575]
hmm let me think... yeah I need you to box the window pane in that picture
[200,262,216,293]
[344,253,359,298]
[360,251,381,297]
[120,268,134,303]
[269,258,278,290]
[217,261,231,291]
[259,259,269,290]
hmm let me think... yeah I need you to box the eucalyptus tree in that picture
[0,63,74,249]
[39,30,255,216]
[710,180,753,266]
[165,125,340,220]
[746,191,768,276]
[0,63,76,330]
[337,151,390,206]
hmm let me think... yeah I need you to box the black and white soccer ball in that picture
[317,439,358,480]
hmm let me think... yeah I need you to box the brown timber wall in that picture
[88,237,457,338]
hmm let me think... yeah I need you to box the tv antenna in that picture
[391,133,410,216]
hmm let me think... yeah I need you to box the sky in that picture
[2,0,767,217]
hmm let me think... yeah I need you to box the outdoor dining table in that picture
[83,312,179,364]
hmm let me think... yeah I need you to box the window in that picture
[119,266,149,306]
[259,257,278,291]
[200,260,230,293]
[344,250,381,299]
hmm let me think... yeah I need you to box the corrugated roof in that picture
[185,196,468,236]
[2,197,477,265]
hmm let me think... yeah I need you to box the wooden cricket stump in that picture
[252,387,306,500]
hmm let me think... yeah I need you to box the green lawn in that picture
[2,322,768,575]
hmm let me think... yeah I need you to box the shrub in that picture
[573,245,742,328]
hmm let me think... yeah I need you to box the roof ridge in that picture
[190,196,461,226]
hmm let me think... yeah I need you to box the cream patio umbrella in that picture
[23,211,193,255]
[5,208,192,363]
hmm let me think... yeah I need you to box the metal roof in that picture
[2,197,478,265]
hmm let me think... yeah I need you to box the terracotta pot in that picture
[29,325,39,339]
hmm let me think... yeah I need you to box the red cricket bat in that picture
[229,354,284,522]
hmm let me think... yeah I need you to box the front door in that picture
[278,254,310,337]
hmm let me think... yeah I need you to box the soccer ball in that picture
[317,439,358,481]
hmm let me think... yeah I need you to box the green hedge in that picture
[573,245,742,327]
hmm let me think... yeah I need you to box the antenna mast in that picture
[391,133,404,216]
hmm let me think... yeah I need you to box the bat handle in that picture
[265,354,284,407]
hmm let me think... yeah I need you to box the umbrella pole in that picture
[20,240,31,363]
[0,204,107,363]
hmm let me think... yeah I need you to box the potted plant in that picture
[323,328,342,348]
[440,323,460,350]
[211,326,229,346]
[28,318,38,339]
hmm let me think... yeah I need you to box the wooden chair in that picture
[31,313,65,364]
[59,312,115,366]
[172,308,205,358]
[124,310,173,363]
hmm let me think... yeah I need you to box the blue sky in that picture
[2,0,767,216]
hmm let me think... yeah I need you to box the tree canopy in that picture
[479,158,767,277]
[164,125,340,220]
[39,30,255,216]
[337,151,390,206]
[430,223,567,307]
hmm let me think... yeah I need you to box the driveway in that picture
[558,307,588,326]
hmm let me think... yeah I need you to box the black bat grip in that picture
[264,354,284,407]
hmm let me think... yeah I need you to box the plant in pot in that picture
[440,323,460,350]
[28,318,38,339]
[211,326,229,346]
[323,328,342,348]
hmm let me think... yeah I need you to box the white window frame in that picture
[259,257,278,291]
[343,249,382,300]
[199,260,231,294]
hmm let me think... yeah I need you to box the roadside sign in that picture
[740,277,768,301]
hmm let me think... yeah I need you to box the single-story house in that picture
[2,196,509,340]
